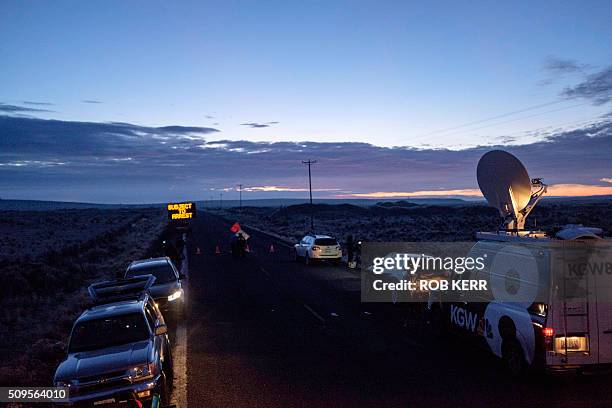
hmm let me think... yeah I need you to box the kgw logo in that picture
[450,304,478,332]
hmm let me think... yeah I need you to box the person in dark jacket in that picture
[163,240,180,268]
[236,233,247,258]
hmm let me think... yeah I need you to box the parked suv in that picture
[125,257,185,310]
[294,234,342,265]
[53,276,174,407]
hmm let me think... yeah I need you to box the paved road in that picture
[180,212,612,408]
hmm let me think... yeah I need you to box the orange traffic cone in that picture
[215,245,221,255]
[269,244,275,253]
[196,246,202,255]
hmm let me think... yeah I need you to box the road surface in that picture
[176,212,611,408]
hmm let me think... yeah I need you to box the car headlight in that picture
[127,364,154,381]
[168,289,182,302]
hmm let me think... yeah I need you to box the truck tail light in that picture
[543,327,554,351]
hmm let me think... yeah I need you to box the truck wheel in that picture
[502,338,526,377]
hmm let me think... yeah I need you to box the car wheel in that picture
[159,371,170,406]
[305,254,311,265]
[293,249,300,262]
[165,346,174,390]
[502,338,526,377]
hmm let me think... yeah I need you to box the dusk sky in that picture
[1,1,611,203]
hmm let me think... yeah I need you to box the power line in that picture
[437,101,590,140]
[419,99,566,138]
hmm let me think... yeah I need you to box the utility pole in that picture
[302,159,317,231]
[219,192,223,209]
[238,184,243,215]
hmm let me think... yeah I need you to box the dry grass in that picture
[217,201,612,244]
[0,207,167,386]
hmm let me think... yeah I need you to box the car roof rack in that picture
[88,275,156,304]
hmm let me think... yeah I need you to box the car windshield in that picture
[314,238,338,246]
[126,263,176,284]
[69,313,149,353]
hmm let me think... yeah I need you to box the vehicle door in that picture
[144,301,164,355]
[550,242,599,366]
[591,242,612,364]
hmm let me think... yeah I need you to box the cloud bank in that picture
[0,115,610,203]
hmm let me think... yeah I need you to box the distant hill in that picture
[0,199,163,211]
[1,195,609,212]
[197,197,473,208]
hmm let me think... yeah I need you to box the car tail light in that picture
[312,246,320,251]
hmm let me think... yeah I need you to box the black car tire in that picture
[305,254,310,265]
[159,371,170,406]
[165,345,174,390]
[293,249,300,262]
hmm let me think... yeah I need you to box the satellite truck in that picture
[428,150,612,376]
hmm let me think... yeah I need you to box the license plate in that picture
[94,398,116,405]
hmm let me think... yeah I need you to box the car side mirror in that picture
[155,323,168,335]
[179,273,187,280]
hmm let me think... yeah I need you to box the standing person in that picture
[346,234,354,265]
[236,232,247,258]
[164,240,180,269]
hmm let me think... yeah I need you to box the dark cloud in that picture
[240,121,280,128]
[0,115,610,203]
[544,56,588,74]
[82,100,103,104]
[0,103,55,113]
[22,101,54,106]
[561,66,612,105]
[157,125,220,134]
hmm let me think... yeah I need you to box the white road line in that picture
[303,303,326,324]
[172,316,188,407]
[170,237,189,407]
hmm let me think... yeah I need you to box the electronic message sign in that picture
[167,202,196,220]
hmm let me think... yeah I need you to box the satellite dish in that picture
[477,150,547,230]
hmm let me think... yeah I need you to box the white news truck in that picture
[428,151,612,375]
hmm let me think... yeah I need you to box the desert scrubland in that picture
[0,207,167,385]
